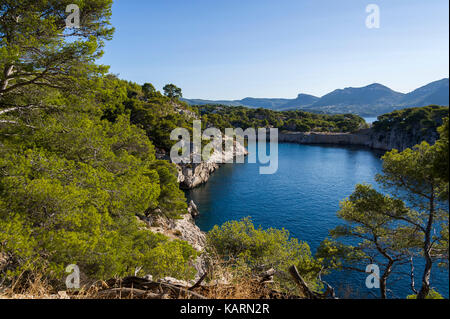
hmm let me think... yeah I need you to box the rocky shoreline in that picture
[150,138,248,268]
[278,126,440,152]
[176,138,248,189]
[143,120,445,283]
[172,122,441,190]
[154,123,441,263]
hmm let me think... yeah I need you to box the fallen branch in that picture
[189,272,207,291]
[114,276,207,299]
[288,265,319,299]
[97,287,165,299]
[318,267,337,299]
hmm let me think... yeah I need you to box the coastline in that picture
[174,123,441,253]
[278,126,440,152]
[278,129,390,151]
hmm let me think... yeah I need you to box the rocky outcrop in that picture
[177,161,219,189]
[176,138,248,189]
[144,213,206,252]
[187,200,199,218]
[278,126,441,152]
[365,124,441,151]
[144,211,207,278]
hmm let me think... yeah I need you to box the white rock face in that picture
[147,213,206,252]
[176,138,248,189]
[144,213,208,278]
[187,200,199,217]
[278,127,440,152]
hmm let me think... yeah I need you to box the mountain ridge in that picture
[182,78,449,116]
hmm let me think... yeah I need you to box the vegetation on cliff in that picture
[373,105,448,137]
[197,104,366,133]
[0,0,323,295]
[0,0,196,288]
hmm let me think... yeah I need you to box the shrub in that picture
[207,218,323,293]
[407,289,444,299]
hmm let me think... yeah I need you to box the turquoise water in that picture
[186,142,449,298]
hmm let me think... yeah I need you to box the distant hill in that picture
[275,93,319,110]
[239,97,292,109]
[181,97,292,108]
[182,78,449,116]
[304,83,404,116]
[400,78,449,108]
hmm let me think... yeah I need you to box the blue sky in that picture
[99,0,449,99]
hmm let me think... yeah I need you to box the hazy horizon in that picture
[181,77,449,100]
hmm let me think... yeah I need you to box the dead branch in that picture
[114,276,207,299]
[318,267,337,299]
[288,265,318,299]
[409,256,418,294]
[97,287,165,299]
[189,272,207,291]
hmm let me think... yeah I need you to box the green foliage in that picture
[196,105,366,133]
[373,105,448,138]
[378,133,449,298]
[407,289,444,299]
[317,184,420,298]
[207,218,323,293]
[142,83,157,99]
[149,160,187,218]
[0,0,114,111]
[377,141,447,210]
[318,184,419,261]
[319,119,449,298]
[163,84,182,99]
[1,6,197,284]
[432,117,449,200]
[2,0,446,297]
[0,208,197,283]
[99,77,196,150]
[0,108,196,283]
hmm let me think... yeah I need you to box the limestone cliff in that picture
[176,138,248,189]
[278,124,441,152]
[278,107,446,151]
[140,210,206,252]
[140,202,207,278]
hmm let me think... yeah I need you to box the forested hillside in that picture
[373,105,449,134]
[196,104,366,133]
[0,1,199,284]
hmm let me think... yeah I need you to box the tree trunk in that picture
[417,193,435,299]
[380,260,393,299]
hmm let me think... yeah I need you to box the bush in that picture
[407,289,444,299]
[207,218,323,293]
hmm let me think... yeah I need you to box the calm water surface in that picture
[186,142,449,298]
